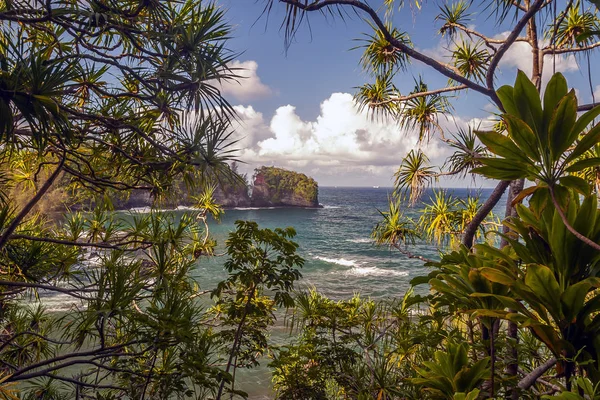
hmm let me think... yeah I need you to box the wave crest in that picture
[314,256,358,267]
[346,267,408,277]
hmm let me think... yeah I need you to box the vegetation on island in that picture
[0,0,600,399]
[252,166,319,207]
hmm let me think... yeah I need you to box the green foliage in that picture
[474,72,600,191]
[411,343,490,399]
[254,166,318,205]
[212,220,304,398]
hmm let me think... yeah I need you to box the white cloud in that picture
[220,60,273,101]
[232,92,462,185]
[594,85,600,101]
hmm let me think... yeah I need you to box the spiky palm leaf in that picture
[372,195,419,246]
[418,190,461,246]
[357,22,412,76]
[399,78,451,142]
[552,1,600,47]
[355,72,400,119]
[394,149,436,206]
[436,1,473,37]
[452,41,490,83]
[445,128,488,177]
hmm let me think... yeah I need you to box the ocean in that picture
[195,186,506,398]
[35,186,508,398]
[198,186,505,299]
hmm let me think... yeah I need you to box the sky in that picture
[214,0,599,187]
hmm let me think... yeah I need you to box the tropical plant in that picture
[0,0,307,397]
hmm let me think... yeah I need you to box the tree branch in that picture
[0,156,65,250]
[278,0,497,102]
[486,0,546,95]
[549,186,600,251]
[518,357,557,390]
[369,85,468,106]
[462,180,511,248]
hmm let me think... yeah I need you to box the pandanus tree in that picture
[262,0,600,396]
[0,0,308,398]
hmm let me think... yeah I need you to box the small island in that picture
[251,166,320,208]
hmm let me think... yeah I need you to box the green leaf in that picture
[504,114,541,160]
[514,70,543,135]
[524,264,562,319]
[511,185,542,206]
[571,105,600,139]
[471,166,524,180]
[565,157,600,173]
[479,267,515,286]
[561,280,594,321]
[567,124,600,162]
[543,73,568,129]
[475,157,535,180]
[559,176,591,196]
[476,131,531,163]
[548,91,577,158]
[496,85,519,116]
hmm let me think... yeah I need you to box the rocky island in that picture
[17,165,320,212]
[251,166,320,208]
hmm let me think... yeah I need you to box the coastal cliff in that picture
[35,166,319,211]
[251,166,319,208]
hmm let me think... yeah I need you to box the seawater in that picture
[195,186,506,399]
[198,187,505,299]
[36,187,508,399]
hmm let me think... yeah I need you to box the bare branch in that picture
[486,0,546,96]
[369,85,468,107]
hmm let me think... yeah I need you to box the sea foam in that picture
[314,256,358,267]
[346,238,372,244]
[346,266,408,277]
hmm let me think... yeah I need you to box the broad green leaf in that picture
[561,280,593,322]
[471,293,530,314]
[514,70,543,135]
[496,85,519,116]
[565,157,600,173]
[527,322,563,354]
[548,91,577,158]
[566,124,600,163]
[471,166,525,180]
[559,176,591,196]
[476,131,531,163]
[475,157,535,180]
[479,267,514,286]
[525,264,562,319]
[571,105,600,139]
[511,185,542,206]
[543,73,569,129]
[504,114,541,160]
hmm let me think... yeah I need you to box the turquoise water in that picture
[36,186,506,398]
[197,186,504,299]
[194,186,506,399]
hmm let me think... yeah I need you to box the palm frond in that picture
[436,1,473,37]
[399,78,451,142]
[394,149,436,206]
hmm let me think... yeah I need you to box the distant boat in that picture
[372,186,380,189]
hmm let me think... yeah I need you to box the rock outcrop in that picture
[86,166,319,210]
[250,167,320,208]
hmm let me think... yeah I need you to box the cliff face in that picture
[251,167,319,208]
[79,167,318,210]
[213,182,251,207]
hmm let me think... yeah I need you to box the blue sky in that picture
[215,0,599,187]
